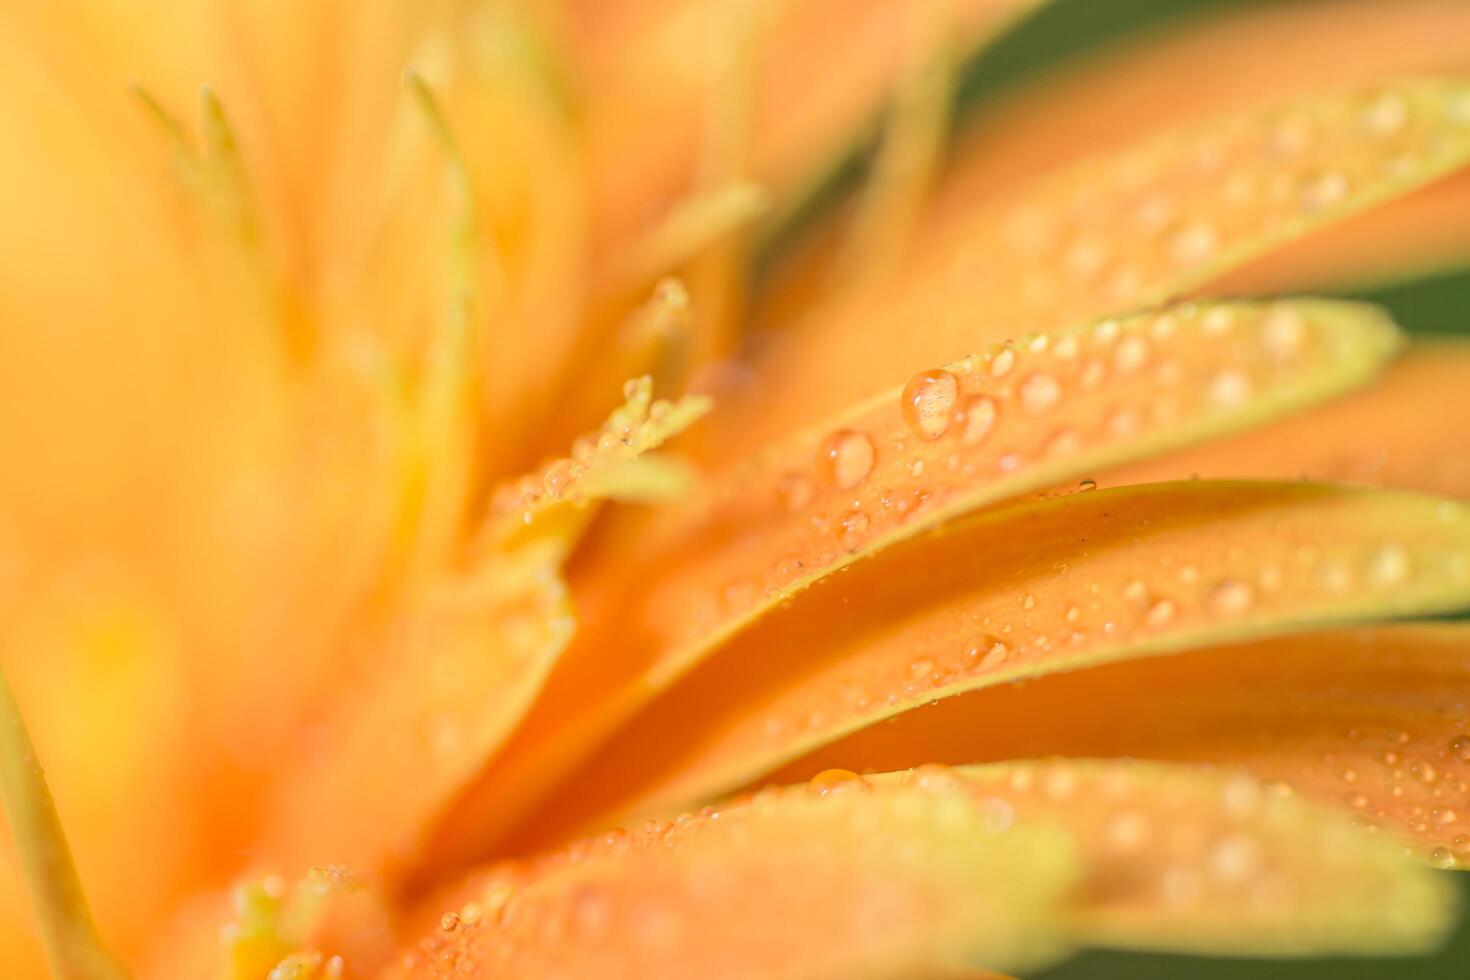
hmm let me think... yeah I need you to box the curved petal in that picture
[533,481,1470,835]
[421,298,1401,866]
[922,0,1470,295]
[1110,339,1470,498]
[742,79,1470,444]
[894,762,1455,957]
[393,761,1452,979]
[783,625,1470,869]
[390,776,1077,980]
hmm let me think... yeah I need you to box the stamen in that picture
[132,85,310,360]
[841,0,957,285]
[401,72,499,577]
[0,669,127,979]
[610,181,769,290]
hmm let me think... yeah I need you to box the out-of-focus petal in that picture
[390,775,1077,980]
[743,80,1470,444]
[393,761,1452,979]
[574,0,1042,257]
[537,481,1470,834]
[1111,340,1470,497]
[783,625,1470,868]
[888,762,1454,957]
[920,0,1470,292]
[422,299,1401,864]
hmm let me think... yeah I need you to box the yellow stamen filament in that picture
[842,0,957,285]
[610,181,770,290]
[0,669,127,980]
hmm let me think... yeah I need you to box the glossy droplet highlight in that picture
[963,634,1009,671]
[957,395,999,446]
[1207,578,1256,617]
[1018,372,1061,415]
[806,769,870,798]
[901,369,960,441]
[820,430,875,490]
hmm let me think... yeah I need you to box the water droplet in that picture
[807,769,869,798]
[776,472,815,511]
[1260,307,1308,360]
[1107,810,1151,852]
[1018,372,1061,414]
[1362,92,1408,134]
[1345,791,1369,809]
[1144,597,1177,627]
[1207,368,1253,408]
[1113,336,1150,374]
[1430,847,1456,869]
[963,634,1009,671]
[1078,479,1098,492]
[1207,578,1256,617]
[950,395,997,448]
[990,347,1016,378]
[1450,735,1470,762]
[1212,833,1264,882]
[1022,593,1037,611]
[840,511,870,548]
[901,369,960,441]
[441,912,461,932]
[1168,221,1217,265]
[1365,543,1410,587]
[1297,169,1350,212]
[543,459,577,496]
[908,657,936,682]
[820,429,875,490]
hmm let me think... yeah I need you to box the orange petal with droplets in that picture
[393,761,1452,978]
[1109,340,1470,498]
[540,481,1470,835]
[877,762,1455,956]
[742,79,1470,444]
[922,0,1470,297]
[420,299,1401,865]
[389,777,1077,980]
[784,625,1470,869]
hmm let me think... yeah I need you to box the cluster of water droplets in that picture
[989,82,1470,324]
[1332,725,1470,868]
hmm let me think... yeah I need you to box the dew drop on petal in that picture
[900,369,960,441]
[1207,368,1253,408]
[990,347,1016,378]
[957,395,999,446]
[963,634,1008,671]
[1018,372,1062,414]
[1144,597,1177,627]
[776,472,815,512]
[1113,335,1150,374]
[806,768,870,798]
[1168,220,1217,265]
[820,429,875,490]
[1207,578,1256,617]
[1365,542,1410,587]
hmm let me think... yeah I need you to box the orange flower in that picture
[3,1,1470,978]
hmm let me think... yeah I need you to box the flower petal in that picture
[784,625,1470,868]
[421,299,1402,863]
[743,79,1470,442]
[391,777,1077,980]
[877,762,1455,957]
[1111,340,1470,498]
[261,544,575,875]
[917,0,1470,295]
[537,481,1470,834]
[394,761,1452,979]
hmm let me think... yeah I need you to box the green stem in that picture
[0,668,127,979]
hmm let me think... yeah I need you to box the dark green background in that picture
[769,0,1470,975]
